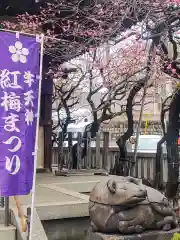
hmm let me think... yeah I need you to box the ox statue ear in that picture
[107,179,116,194]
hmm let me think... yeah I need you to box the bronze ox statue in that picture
[89,176,177,234]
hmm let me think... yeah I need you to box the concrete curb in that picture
[11,207,48,240]
[36,201,89,220]
[0,224,16,240]
[37,181,94,220]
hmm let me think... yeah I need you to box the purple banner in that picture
[0,31,40,196]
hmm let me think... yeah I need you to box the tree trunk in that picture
[165,89,180,199]
[153,96,171,190]
[111,79,145,176]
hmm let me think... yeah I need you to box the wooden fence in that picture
[52,147,168,182]
[52,131,168,183]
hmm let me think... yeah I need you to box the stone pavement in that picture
[8,172,110,240]
[10,173,111,220]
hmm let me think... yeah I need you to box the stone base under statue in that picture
[88,228,180,240]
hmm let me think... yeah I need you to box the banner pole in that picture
[29,34,44,240]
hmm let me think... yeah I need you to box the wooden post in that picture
[0,197,4,208]
[160,147,165,187]
[103,132,109,170]
[27,207,31,240]
[96,132,101,169]
[4,197,9,227]
[86,132,91,168]
[141,158,145,179]
[44,125,52,170]
[57,132,63,170]
[68,132,73,169]
[40,77,53,171]
[77,132,82,169]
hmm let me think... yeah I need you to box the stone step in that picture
[0,224,16,240]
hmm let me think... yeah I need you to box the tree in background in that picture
[66,32,154,168]
[1,0,164,74]
[1,0,153,170]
